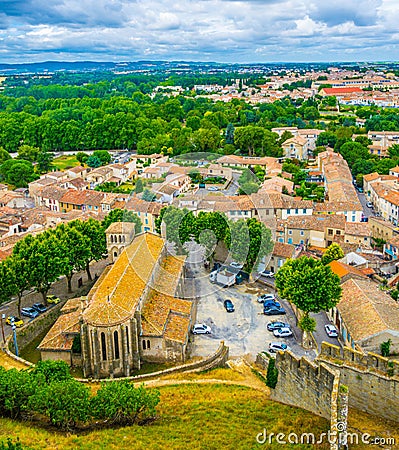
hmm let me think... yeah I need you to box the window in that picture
[303,209,306,214]
[328,229,333,236]
[287,209,291,214]
[126,326,130,354]
[288,230,292,235]
[147,340,151,350]
[278,238,284,243]
[114,331,120,359]
[300,240,304,245]
[295,208,298,214]
[101,332,107,361]
[143,340,146,350]
[288,238,293,244]
[300,231,304,236]
[336,230,341,235]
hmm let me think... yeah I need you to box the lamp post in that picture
[1,314,5,345]
[10,318,18,357]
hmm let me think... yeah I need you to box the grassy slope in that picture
[0,384,329,450]
[52,155,80,171]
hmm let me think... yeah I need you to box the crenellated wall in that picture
[270,350,340,421]
[318,342,399,423]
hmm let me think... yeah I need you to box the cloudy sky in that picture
[0,0,398,63]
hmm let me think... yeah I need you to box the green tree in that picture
[71,218,107,281]
[17,145,40,162]
[321,243,344,265]
[339,141,370,168]
[90,381,160,425]
[246,218,274,272]
[388,144,399,159]
[55,223,92,293]
[135,178,144,194]
[76,152,88,165]
[381,339,392,357]
[86,155,102,168]
[0,159,37,187]
[0,256,30,316]
[93,150,111,165]
[275,256,342,325]
[0,147,11,165]
[13,232,67,305]
[36,150,54,173]
[225,123,235,145]
[102,209,142,234]
[142,188,156,202]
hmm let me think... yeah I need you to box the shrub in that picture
[298,315,317,332]
[31,360,72,384]
[266,358,278,389]
[28,379,90,430]
[91,381,160,425]
[381,339,392,357]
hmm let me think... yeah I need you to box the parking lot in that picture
[189,266,312,361]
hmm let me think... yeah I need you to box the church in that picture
[39,225,194,379]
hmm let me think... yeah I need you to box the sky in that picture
[0,0,398,63]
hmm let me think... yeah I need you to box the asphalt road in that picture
[357,191,374,218]
[190,266,314,361]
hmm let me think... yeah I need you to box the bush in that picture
[381,339,392,357]
[31,360,72,384]
[29,379,91,430]
[266,358,278,389]
[298,315,317,332]
[0,438,25,450]
[91,381,160,425]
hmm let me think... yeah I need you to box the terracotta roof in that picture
[83,233,164,327]
[281,136,307,146]
[105,221,136,234]
[125,198,162,215]
[345,221,371,237]
[272,242,295,259]
[38,309,81,351]
[321,87,363,95]
[363,172,380,183]
[68,166,86,174]
[60,189,104,206]
[329,260,367,280]
[286,214,346,232]
[338,278,399,342]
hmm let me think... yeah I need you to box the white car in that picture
[260,270,274,278]
[230,261,244,269]
[273,327,293,338]
[257,293,276,303]
[325,324,338,338]
[268,342,291,353]
[207,186,219,191]
[366,202,373,208]
[192,323,211,335]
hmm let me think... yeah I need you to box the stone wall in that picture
[270,350,340,421]
[319,342,399,423]
[9,303,63,353]
[77,341,229,383]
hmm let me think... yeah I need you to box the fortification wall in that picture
[270,350,340,421]
[319,342,399,423]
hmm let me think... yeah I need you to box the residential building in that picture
[281,136,308,160]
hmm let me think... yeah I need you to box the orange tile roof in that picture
[83,233,165,326]
[38,309,81,351]
[329,260,367,279]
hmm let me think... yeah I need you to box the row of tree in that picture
[0,210,142,313]
[0,360,160,430]
[157,207,273,272]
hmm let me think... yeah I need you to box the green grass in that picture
[52,154,81,171]
[0,384,330,450]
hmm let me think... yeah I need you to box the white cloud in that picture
[0,0,397,62]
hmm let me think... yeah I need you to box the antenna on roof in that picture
[107,286,111,303]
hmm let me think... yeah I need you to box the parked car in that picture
[269,342,291,353]
[207,186,219,191]
[32,303,47,313]
[263,300,281,309]
[257,293,276,303]
[366,202,373,208]
[273,327,293,338]
[21,307,39,319]
[192,323,211,335]
[259,270,274,278]
[46,295,60,305]
[223,299,235,313]
[5,316,24,327]
[357,187,363,193]
[230,261,244,269]
[264,306,286,316]
[325,324,339,338]
[267,321,290,331]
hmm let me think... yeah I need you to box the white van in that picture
[209,270,218,283]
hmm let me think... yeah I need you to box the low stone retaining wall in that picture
[77,341,229,383]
